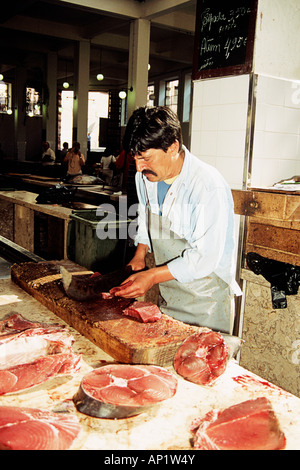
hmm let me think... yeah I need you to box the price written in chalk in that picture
[224,36,248,59]
[201,6,251,33]
[199,35,248,64]
[194,0,257,77]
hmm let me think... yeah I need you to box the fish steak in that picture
[122,301,162,323]
[0,405,81,450]
[191,397,286,450]
[73,363,178,418]
[173,329,228,385]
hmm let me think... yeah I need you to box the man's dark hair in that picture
[125,106,183,155]
[73,141,81,154]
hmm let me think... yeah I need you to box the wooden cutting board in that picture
[11,260,198,366]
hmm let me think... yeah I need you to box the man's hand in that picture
[112,266,174,299]
[111,270,155,298]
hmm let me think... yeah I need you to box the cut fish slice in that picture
[0,405,81,450]
[174,329,228,385]
[73,363,177,419]
[191,397,286,450]
[122,301,162,323]
[0,353,82,395]
[0,327,74,369]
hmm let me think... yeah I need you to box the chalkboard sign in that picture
[193,0,258,79]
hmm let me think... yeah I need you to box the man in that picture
[64,141,85,178]
[41,142,56,166]
[114,106,241,334]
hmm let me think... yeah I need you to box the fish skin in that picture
[221,333,244,359]
[60,265,135,301]
[73,364,177,419]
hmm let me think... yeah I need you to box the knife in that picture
[60,265,135,301]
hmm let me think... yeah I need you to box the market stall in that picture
[0,269,299,450]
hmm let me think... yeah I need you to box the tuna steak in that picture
[73,363,177,419]
[0,405,81,450]
[122,301,162,323]
[191,397,286,450]
[0,353,81,395]
[173,329,228,385]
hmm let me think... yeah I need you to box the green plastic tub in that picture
[67,209,131,273]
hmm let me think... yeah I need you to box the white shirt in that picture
[42,148,56,165]
[134,146,241,295]
[101,155,116,170]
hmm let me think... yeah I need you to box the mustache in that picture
[142,169,157,177]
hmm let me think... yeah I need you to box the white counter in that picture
[0,278,300,450]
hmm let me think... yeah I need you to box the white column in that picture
[127,19,150,119]
[46,52,57,150]
[15,67,27,161]
[74,40,90,156]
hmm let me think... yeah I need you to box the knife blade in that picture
[60,265,135,301]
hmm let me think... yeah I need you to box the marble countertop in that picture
[1,278,300,450]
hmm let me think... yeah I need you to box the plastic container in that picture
[67,209,131,273]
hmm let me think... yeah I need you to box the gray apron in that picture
[147,201,233,334]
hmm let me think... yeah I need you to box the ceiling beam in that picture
[151,10,196,33]
[56,0,196,25]
[2,15,82,42]
[141,0,196,20]
[57,0,142,19]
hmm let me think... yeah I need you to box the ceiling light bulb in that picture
[0,74,3,81]
[63,81,70,89]
[119,91,127,99]
[97,73,104,81]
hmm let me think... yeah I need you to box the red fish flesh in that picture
[0,313,81,394]
[122,301,162,323]
[0,352,81,395]
[0,326,75,369]
[173,330,228,385]
[191,397,286,450]
[101,292,114,299]
[0,312,47,336]
[73,363,177,418]
[0,405,81,450]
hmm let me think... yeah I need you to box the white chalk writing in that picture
[200,37,221,55]
[198,4,252,70]
[224,36,248,59]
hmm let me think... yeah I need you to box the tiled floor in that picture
[0,256,12,279]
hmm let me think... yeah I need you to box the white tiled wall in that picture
[191,75,249,189]
[191,74,300,190]
[251,75,300,187]
[190,75,250,270]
